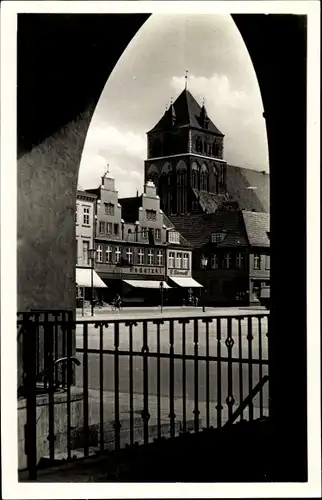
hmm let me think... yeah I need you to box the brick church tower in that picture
[144,85,227,216]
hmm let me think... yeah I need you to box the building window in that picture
[148,249,154,265]
[157,250,163,266]
[211,232,225,243]
[106,245,112,263]
[138,248,144,265]
[99,221,105,234]
[106,222,113,234]
[105,203,114,216]
[196,137,202,153]
[96,244,102,263]
[115,246,121,263]
[183,253,189,269]
[236,252,244,269]
[169,252,175,268]
[223,252,231,269]
[146,209,157,221]
[176,252,182,268]
[155,228,161,240]
[83,206,90,225]
[168,231,180,244]
[83,241,89,265]
[211,254,219,269]
[126,247,133,264]
[114,223,119,235]
[265,255,270,270]
[254,253,261,270]
[142,227,148,239]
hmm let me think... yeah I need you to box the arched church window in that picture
[191,162,199,190]
[147,164,159,189]
[200,164,209,192]
[176,160,187,214]
[159,162,172,215]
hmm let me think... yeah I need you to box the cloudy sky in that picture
[78,14,269,197]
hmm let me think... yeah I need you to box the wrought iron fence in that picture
[18,312,270,480]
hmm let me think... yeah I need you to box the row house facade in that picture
[86,172,198,305]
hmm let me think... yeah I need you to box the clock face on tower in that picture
[144,88,226,216]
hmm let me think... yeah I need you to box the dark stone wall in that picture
[17,110,93,312]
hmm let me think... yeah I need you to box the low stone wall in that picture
[17,388,84,470]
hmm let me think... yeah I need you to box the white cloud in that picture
[170,73,269,171]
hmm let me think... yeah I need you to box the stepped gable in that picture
[119,196,143,223]
[242,211,270,248]
[148,89,224,136]
[225,165,269,213]
[169,209,248,250]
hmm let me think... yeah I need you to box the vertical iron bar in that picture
[83,323,89,457]
[142,320,150,445]
[43,312,49,390]
[205,319,210,428]
[169,320,176,438]
[24,319,37,480]
[225,317,234,421]
[99,323,104,451]
[156,321,162,439]
[61,312,66,387]
[181,320,187,433]
[238,318,244,421]
[258,317,263,418]
[47,323,55,461]
[128,321,134,445]
[267,314,272,417]
[54,313,59,385]
[193,319,200,432]
[216,318,222,428]
[114,322,121,450]
[247,316,254,421]
[66,319,72,460]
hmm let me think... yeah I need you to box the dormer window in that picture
[211,232,226,243]
[168,231,180,244]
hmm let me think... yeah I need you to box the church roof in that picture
[242,211,270,247]
[225,165,270,213]
[148,89,224,136]
[192,189,228,214]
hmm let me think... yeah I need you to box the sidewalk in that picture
[76,305,268,320]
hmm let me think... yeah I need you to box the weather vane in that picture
[104,164,110,176]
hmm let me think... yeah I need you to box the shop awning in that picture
[123,280,171,289]
[169,277,203,288]
[76,268,107,288]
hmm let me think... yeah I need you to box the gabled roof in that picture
[169,210,249,250]
[242,211,270,247]
[225,165,270,213]
[119,196,142,223]
[148,89,224,136]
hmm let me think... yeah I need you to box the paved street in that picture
[74,307,269,429]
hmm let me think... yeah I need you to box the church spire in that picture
[185,70,188,90]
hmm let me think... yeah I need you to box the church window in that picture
[176,164,187,213]
[200,164,209,191]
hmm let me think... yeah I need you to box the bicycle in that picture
[111,300,123,312]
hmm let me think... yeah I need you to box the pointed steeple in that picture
[200,97,209,129]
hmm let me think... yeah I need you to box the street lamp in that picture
[200,254,209,312]
[160,280,164,313]
[88,248,96,317]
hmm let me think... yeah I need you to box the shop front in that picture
[167,268,203,305]
[97,263,167,306]
[75,266,107,306]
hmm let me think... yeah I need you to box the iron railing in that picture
[18,312,269,480]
